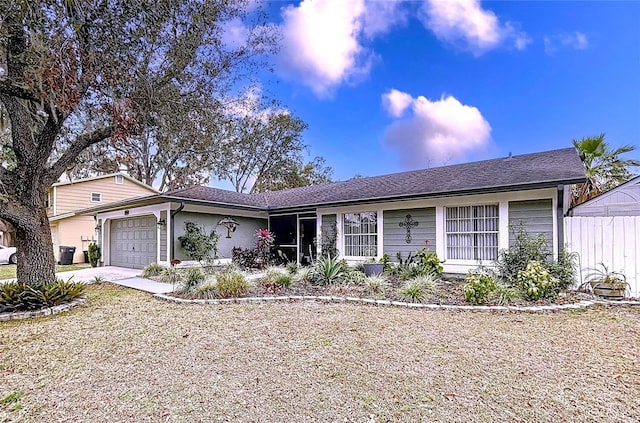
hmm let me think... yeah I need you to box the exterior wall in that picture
[383,208,436,260]
[316,187,558,274]
[54,215,96,263]
[508,200,553,247]
[49,175,156,216]
[173,212,267,261]
[564,216,639,297]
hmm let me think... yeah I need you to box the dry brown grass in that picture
[1,283,639,422]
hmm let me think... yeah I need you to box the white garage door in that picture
[110,216,157,269]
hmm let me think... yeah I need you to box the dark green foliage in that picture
[179,267,206,294]
[178,221,219,262]
[88,242,101,267]
[546,249,579,290]
[388,249,443,280]
[496,224,550,284]
[464,272,497,305]
[232,247,258,269]
[309,255,347,285]
[0,279,85,312]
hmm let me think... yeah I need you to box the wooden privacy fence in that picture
[564,216,640,297]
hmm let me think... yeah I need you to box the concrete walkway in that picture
[2,266,175,294]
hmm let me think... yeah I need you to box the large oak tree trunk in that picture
[13,208,56,288]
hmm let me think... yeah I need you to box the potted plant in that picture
[363,257,384,276]
[583,263,628,300]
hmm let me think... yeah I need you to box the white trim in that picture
[552,194,559,258]
[499,200,510,252]
[115,175,124,184]
[53,186,57,216]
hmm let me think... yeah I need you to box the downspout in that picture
[170,202,185,260]
[557,185,564,259]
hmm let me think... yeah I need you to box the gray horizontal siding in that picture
[383,208,436,260]
[508,200,553,247]
[174,212,267,260]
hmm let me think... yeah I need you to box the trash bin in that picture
[59,246,76,265]
[83,250,89,264]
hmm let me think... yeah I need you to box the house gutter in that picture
[170,202,185,260]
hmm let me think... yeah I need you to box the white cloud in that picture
[381,89,492,169]
[419,0,530,55]
[382,89,414,118]
[362,0,408,39]
[544,31,589,54]
[276,0,407,97]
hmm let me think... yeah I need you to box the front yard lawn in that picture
[0,263,90,280]
[1,284,638,422]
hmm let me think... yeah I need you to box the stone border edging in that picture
[153,293,639,313]
[0,297,88,322]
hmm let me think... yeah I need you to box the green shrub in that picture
[309,255,347,285]
[179,267,206,294]
[0,279,85,312]
[160,266,183,288]
[141,262,166,278]
[178,221,220,262]
[494,284,518,306]
[342,269,366,286]
[546,249,578,290]
[517,261,558,301]
[398,274,436,303]
[232,247,258,269]
[195,281,218,300]
[286,262,299,275]
[389,250,443,280]
[262,266,293,292]
[216,270,249,298]
[464,272,497,305]
[364,274,389,294]
[87,242,101,267]
[496,224,550,284]
[293,266,312,283]
[415,249,444,274]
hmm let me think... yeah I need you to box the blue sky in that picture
[238,0,640,182]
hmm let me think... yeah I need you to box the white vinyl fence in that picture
[564,216,640,297]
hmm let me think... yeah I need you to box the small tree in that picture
[178,222,219,263]
[87,242,101,268]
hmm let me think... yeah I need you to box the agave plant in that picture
[309,255,346,285]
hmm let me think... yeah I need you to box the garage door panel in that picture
[110,216,157,269]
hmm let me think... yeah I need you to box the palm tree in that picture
[572,134,640,206]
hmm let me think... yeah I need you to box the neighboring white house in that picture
[565,175,640,297]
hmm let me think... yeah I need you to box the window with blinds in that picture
[343,212,377,257]
[445,205,499,260]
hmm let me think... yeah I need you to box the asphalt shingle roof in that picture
[164,147,586,211]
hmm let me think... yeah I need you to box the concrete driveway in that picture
[57,266,175,294]
[2,266,175,294]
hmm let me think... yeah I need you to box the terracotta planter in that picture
[363,263,384,276]
[592,282,626,300]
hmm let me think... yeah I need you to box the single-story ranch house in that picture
[82,148,586,273]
